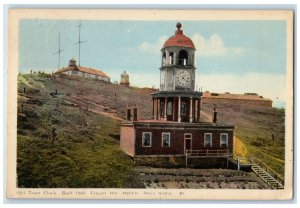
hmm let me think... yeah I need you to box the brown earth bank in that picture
[135,167,270,189]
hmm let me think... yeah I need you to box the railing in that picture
[185,149,230,157]
[252,157,284,186]
[232,155,254,165]
[231,155,284,187]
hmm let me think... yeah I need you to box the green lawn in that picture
[17,74,140,188]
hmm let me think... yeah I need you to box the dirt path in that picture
[70,96,124,121]
[89,109,123,121]
[200,111,212,122]
[260,150,285,164]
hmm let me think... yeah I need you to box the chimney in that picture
[126,108,131,121]
[213,107,217,123]
[133,105,138,121]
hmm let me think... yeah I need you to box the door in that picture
[184,133,192,154]
[185,139,192,153]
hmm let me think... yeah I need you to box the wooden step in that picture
[251,164,283,189]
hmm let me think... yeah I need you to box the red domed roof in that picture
[162,22,195,49]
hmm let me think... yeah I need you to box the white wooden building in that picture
[55,59,110,82]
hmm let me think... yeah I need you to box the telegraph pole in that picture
[53,32,64,69]
[75,20,87,66]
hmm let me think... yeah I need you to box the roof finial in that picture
[176,22,182,30]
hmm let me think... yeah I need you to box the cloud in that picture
[138,36,168,54]
[192,33,243,57]
[138,33,243,57]
[196,72,286,108]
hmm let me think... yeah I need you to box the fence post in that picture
[185,152,188,168]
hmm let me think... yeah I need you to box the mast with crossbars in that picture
[75,20,87,66]
[53,32,64,69]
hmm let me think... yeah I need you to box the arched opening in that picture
[169,52,174,65]
[162,51,166,66]
[179,50,189,66]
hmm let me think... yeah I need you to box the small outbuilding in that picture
[120,70,130,87]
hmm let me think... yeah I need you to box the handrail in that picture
[252,157,284,185]
[232,155,284,185]
[232,155,253,165]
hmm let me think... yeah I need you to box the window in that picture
[167,102,172,115]
[184,133,192,139]
[180,102,186,116]
[72,70,78,74]
[162,52,166,66]
[184,134,192,152]
[162,133,170,147]
[142,132,152,147]
[179,50,189,66]
[220,133,228,147]
[204,133,212,147]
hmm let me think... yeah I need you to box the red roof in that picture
[163,22,195,49]
[55,66,110,78]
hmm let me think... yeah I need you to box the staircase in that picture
[251,165,284,189]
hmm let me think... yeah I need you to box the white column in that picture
[165,50,169,66]
[174,52,176,65]
[158,99,160,120]
[164,97,167,121]
[189,97,193,123]
[178,96,181,122]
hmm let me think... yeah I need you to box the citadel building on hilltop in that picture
[120,23,235,160]
[55,59,110,82]
[202,92,273,107]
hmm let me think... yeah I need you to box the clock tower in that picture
[120,22,235,160]
[160,22,196,91]
[152,22,202,123]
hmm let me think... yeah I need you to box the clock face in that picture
[176,70,191,87]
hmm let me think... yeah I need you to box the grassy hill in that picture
[17,73,144,188]
[17,73,285,187]
[202,102,285,177]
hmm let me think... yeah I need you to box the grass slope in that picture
[17,73,142,188]
[202,102,285,177]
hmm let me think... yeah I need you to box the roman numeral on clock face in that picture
[176,70,191,87]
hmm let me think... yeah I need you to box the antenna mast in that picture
[75,20,87,66]
[54,32,64,69]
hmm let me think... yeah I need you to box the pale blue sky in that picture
[19,20,287,107]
